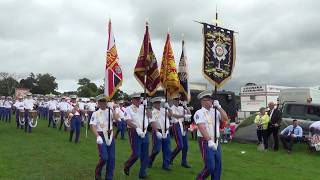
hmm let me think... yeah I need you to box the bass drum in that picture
[19,110,25,126]
[53,110,61,125]
[82,112,89,124]
[64,113,72,128]
[29,110,38,128]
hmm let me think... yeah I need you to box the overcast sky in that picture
[1,0,319,94]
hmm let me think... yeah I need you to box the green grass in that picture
[0,116,319,180]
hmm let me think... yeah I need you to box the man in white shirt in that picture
[57,97,72,131]
[90,95,119,180]
[0,96,5,121]
[87,97,97,120]
[78,98,86,126]
[123,93,150,179]
[115,100,127,140]
[148,97,171,170]
[38,97,45,119]
[4,96,13,123]
[14,96,25,129]
[169,94,192,168]
[194,90,228,180]
[23,93,36,133]
[310,121,320,135]
[47,97,58,128]
[280,120,303,153]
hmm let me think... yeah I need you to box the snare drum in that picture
[19,111,25,117]
[53,110,60,118]
[29,110,38,119]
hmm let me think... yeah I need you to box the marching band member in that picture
[0,96,5,121]
[43,97,49,120]
[148,97,172,171]
[194,90,228,180]
[4,96,13,123]
[13,96,24,129]
[78,98,86,126]
[115,100,126,140]
[123,93,150,179]
[69,95,78,107]
[68,95,81,143]
[23,93,36,133]
[48,96,58,128]
[87,97,97,129]
[37,97,44,119]
[68,103,82,143]
[169,94,192,168]
[57,97,72,131]
[90,95,119,180]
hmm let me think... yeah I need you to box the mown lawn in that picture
[0,117,319,180]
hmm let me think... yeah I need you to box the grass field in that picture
[0,117,319,180]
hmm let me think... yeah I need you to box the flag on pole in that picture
[134,22,160,96]
[104,19,123,100]
[178,39,190,102]
[160,33,180,98]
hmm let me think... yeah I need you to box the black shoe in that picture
[181,164,191,168]
[124,168,129,176]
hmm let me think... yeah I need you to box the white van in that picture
[279,87,320,107]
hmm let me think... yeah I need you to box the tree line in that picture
[0,72,128,100]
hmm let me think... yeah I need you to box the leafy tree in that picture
[77,78,99,97]
[19,73,36,90]
[19,72,58,95]
[0,72,19,96]
[36,73,58,94]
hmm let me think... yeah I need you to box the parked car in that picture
[281,102,320,137]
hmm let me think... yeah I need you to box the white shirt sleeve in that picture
[89,112,97,126]
[194,110,205,124]
[67,104,73,111]
[116,108,124,119]
[124,107,132,121]
[149,110,156,123]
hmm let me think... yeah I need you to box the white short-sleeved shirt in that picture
[0,100,4,107]
[150,107,170,131]
[58,101,72,112]
[48,100,58,110]
[115,107,125,120]
[23,99,35,110]
[194,107,221,138]
[87,102,96,111]
[38,101,44,108]
[310,121,320,130]
[78,102,86,110]
[4,101,12,108]
[44,101,49,108]
[90,109,113,132]
[170,105,187,124]
[124,104,149,129]
[14,101,25,110]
